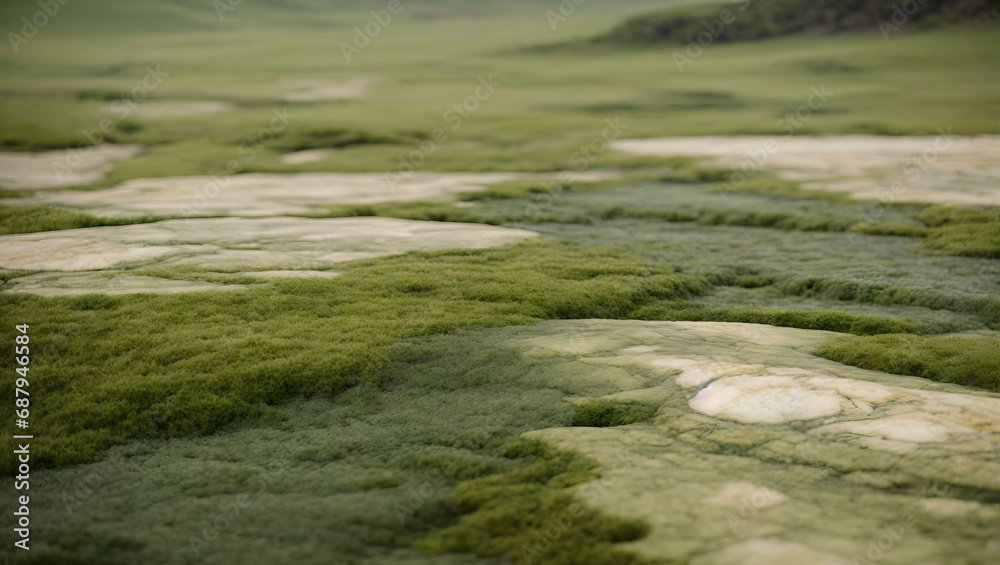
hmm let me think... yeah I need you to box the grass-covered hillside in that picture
[591,0,1000,45]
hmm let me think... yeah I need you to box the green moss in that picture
[925,221,1000,258]
[571,401,659,427]
[0,240,705,472]
[631,304,923,335]
[419,442,650,565]
[818,334,1000,391]
[589,0,998,46]
[714,175,855,204]
[0,205,155,234]
[848,222,930,238]
[273,127,419,152]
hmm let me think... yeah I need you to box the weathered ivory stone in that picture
[511,320,1000,564]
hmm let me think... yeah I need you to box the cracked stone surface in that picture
[0,144,143,189]
[0,217,536,295]
[8,171,617,218]
[611,135,1000,206]
[510,320,1000,565]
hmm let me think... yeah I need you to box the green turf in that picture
[818,333,1000,391]
[0,205,153,234]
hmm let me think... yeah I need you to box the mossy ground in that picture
[0,205,154,234]
[2,1,999,563]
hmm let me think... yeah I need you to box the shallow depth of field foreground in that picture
[1,1,999,564]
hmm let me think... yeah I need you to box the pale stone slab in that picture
[1,272,247,296]
[612,135,1000,206]
[279,78,371,102]
[9,171,618,218]
[0,216,537,272]
[0,144,143,189]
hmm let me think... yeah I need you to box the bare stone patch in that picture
[279,78,371,102]
[612,135,1000,206]
[280,149,333,165]
[1,272,247,296]
[0,144,143,190]
[9,171,618,218]
[0,216,536,295]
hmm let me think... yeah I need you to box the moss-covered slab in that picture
[513,320,1000,564]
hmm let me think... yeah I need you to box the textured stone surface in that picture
[612,135,1000,206]
[10,171,617,218]
[1,272,248,296]
[512,320,1000,565]
[0,217,535,295]
[0,144,143,189]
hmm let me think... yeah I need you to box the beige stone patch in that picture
[9,171,618,218]
[920,498,991,517]
[0,144,143,190]
[704,482,788,509]
[280,149,333,165]
[0,216,536,273]
[692,538,853,565]
[677,362,766,388]
[1,272,247,296]
[611,135,1000,206]
[279,78,371,102]
[690,375,850,424]
[106,100,233,119]
[0,217,535,295]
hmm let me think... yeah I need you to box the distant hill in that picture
[590,0,999,45]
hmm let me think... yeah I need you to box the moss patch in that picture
[818,334,1000,391]
[419,442,650,565]
[571,401,659,428]
[0,205,153,234]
